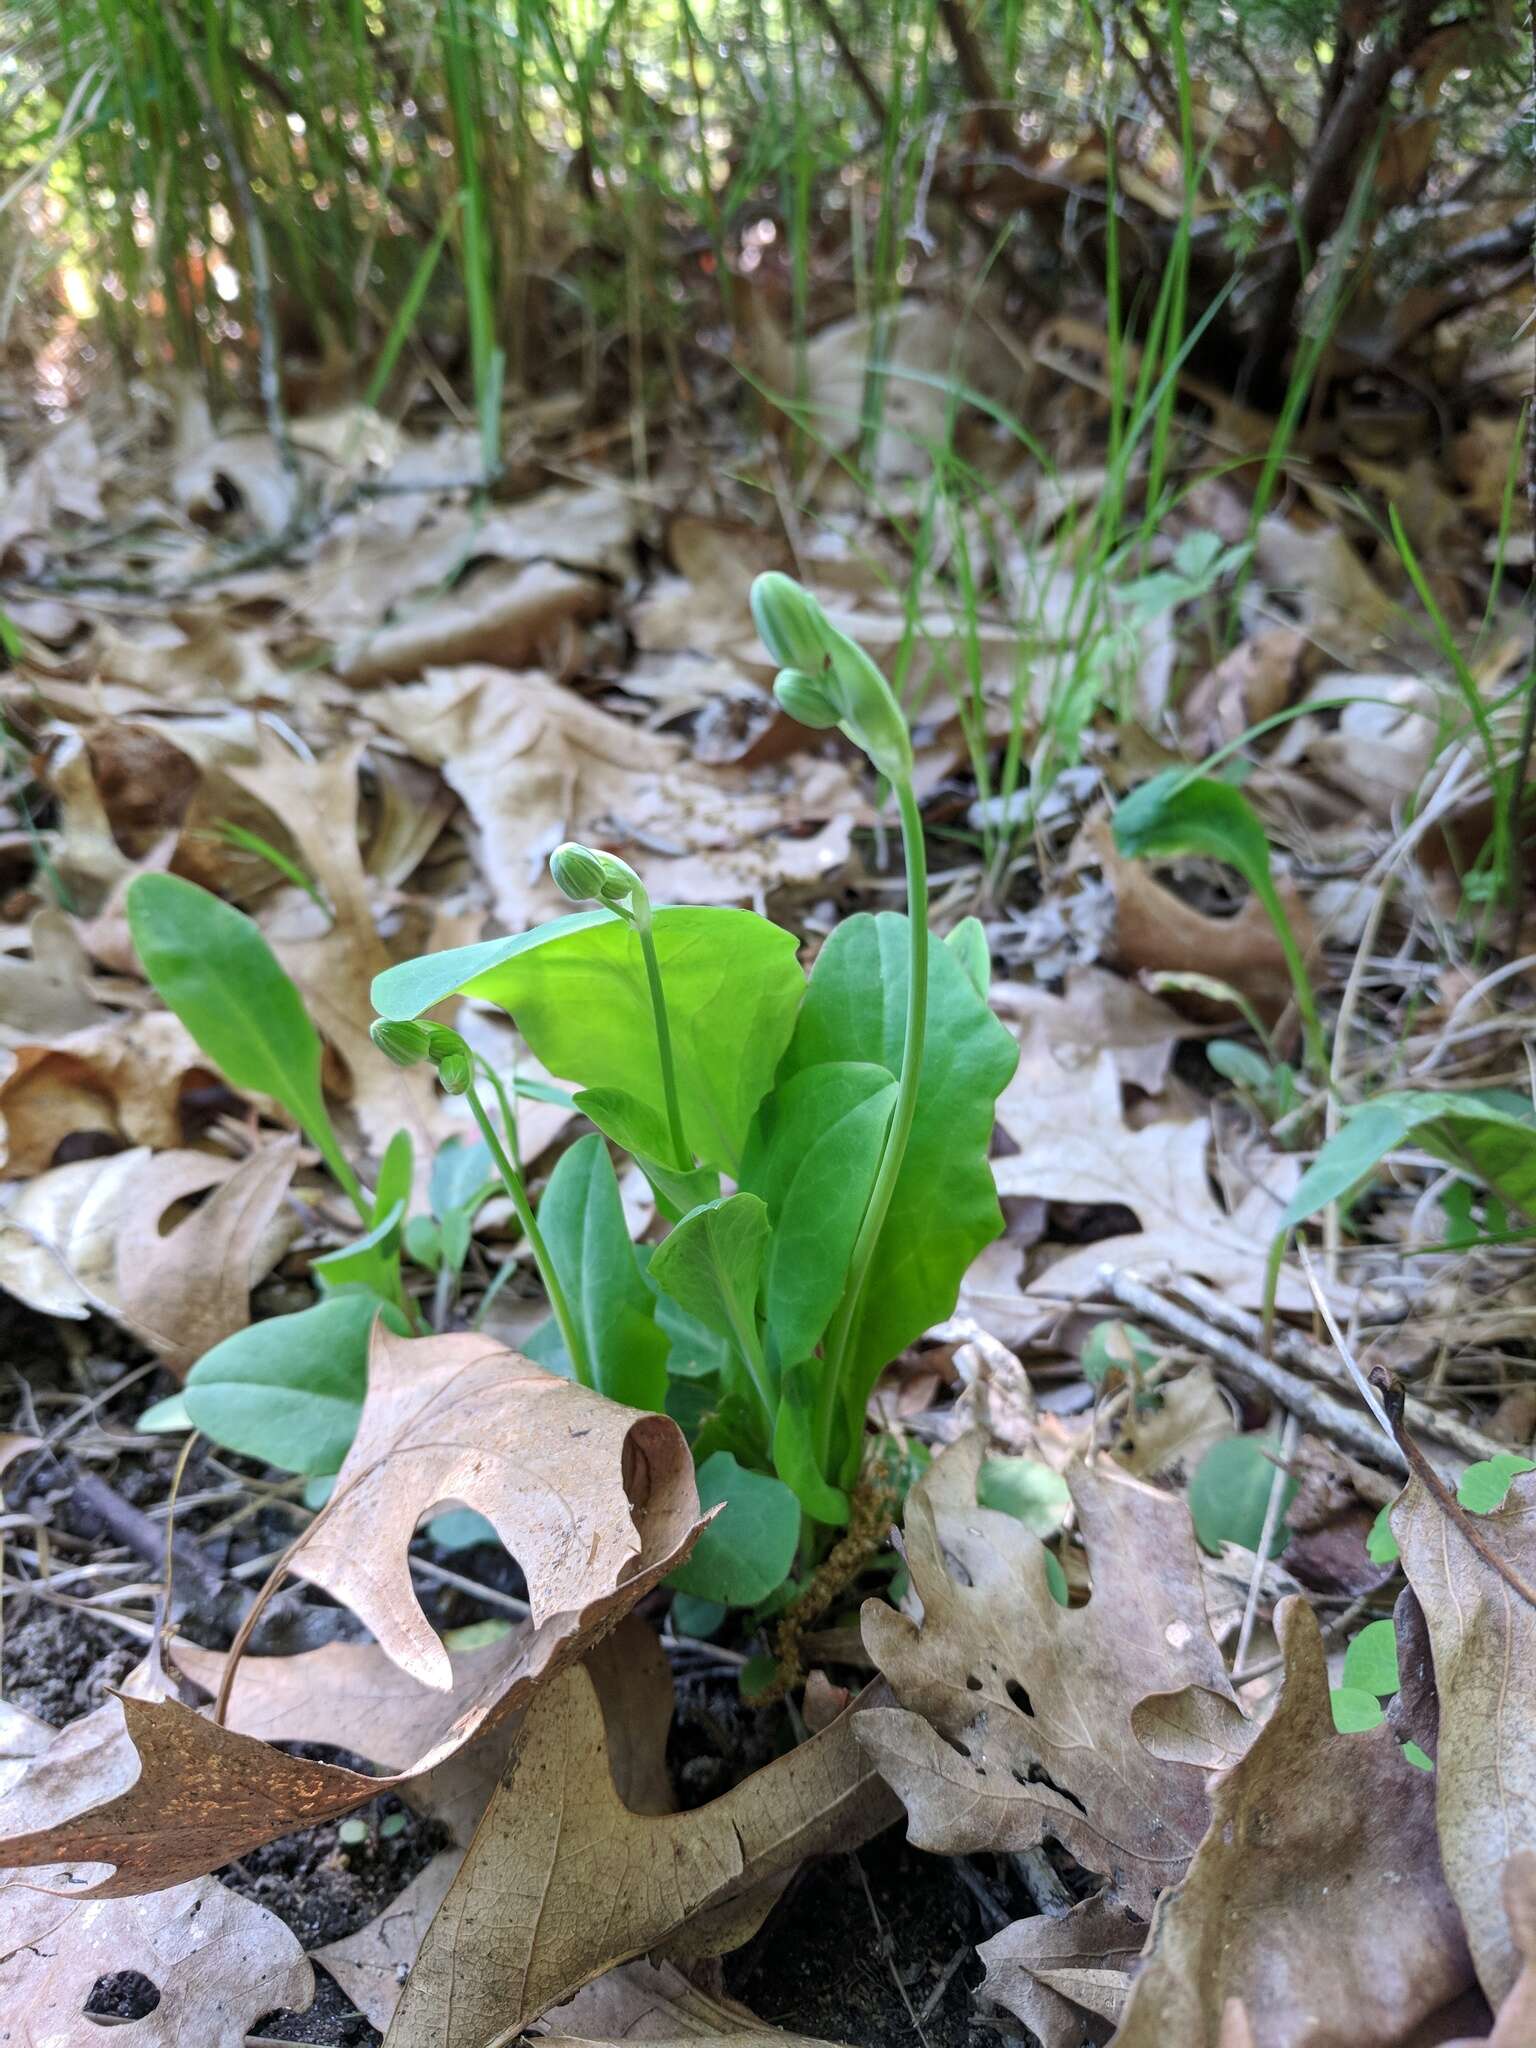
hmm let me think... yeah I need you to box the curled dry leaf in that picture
[1113,1598,1472,2048]
[0,1011,216,1178]
[541,1957,853,2048]
[0,1147,149,1318]
[977,1892,1145,2048]
[0,907,112,1045]
[382,1660,902,2048]
[336,558,609,684]
[1394,1469,1536,2007]
[1086,816,1316,1022]
[993,1023,1313,1318]
[857,1436,1248,1917]
[0,1330,703,1893]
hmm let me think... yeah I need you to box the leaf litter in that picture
[1,33,1534,2044]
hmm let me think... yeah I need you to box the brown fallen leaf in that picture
[336,558,609,684]
[381,1660,901,2048]
[0,1675,314,2044]
[1445,1854,1536,2048]
[365,663,859,928]
[857,1436,1248,1916]
[1111,1362,1233,1482]
[0,1012,217,1178]
[977,1892,1145,2048]
[0,1333,702,1892]
[230,738,452,1183]
[541,1958,852,2048]
[0,908,113,1045]
[110,1138,300,1374]
[174,1618,678,2030]
[1112,1598,1472,2048]
[0,1877,314,2044]
[1180,626,1307,755]
[1089,818,1317,1024]
[1394,1469,1536,2008]
[990,964,1191,1095]
[993,1022,1314,1318]
[0,1147,149,1319]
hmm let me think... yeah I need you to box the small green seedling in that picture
[1112,769,1324,1075]
[1188,1433,1297,1558]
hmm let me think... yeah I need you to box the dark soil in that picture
[726,1827,1006,2048]
[1,1602,138,1723]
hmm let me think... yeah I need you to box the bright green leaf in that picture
[127,873,359,1209]
[1188,1434,1297,1556]
[774,913,1017,1455]
[1330,1686,1384,1733]
[184,1293,405,1474]
[740,1061,895,1373]
[671,1593,727,1639]
[772,1363,851,1526]
[977,1456,1072,1537]
[1282,1090,1536,1235]
[1342,1618,1400,1698]
[1402,1741,1434,1772]
[1112,769,1273,899]
[426,1508,497,1550]
[314,1198,407,1313]
[404,1215,442,1271]
[1367,1501,1401,1564]
[1457,1452,1536,1515]
[945,916,991,997]
[577,1086,721,1219]
[373,907,805,1175]
[1081,1320,1157,1387]
[136,1392,193,1435]
[667,1451,800,1607]
[649,1195,770,1407]
[537,1134,669,1411]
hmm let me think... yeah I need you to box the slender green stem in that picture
[463,1072,592,1390]
[1257,877,1327,1078]
[724,1295,776,1445]
[817,777,929,1482]
[637,918,690,1171]
[318,1133,370,1227]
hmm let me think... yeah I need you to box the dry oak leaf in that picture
[993,1023,1313,1318]
[990,964,1191,1096]
[856,1436,1248,1918]
[1112,1598,1472,2048]
[365,663,858,929]
[0,1011,217,1179]
[1394,1470,1536,2008]
[174,1619,677,2030]
[0,907,113,1046]
[230,741,452,1192]
[977,1892,1145,2048]
[381,1660,902,2048]
[0,1147,149,1319]
[110,1138,300,1374]
[0,1333,703,1893]
[0,1683,313,2046]
[540,1958,852,2048]
[1445,1853,1536,2048]
[336,559,609,685]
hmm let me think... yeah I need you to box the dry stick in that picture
[1372,1368,1536,1615]
[1233,1410,1300,1677]
[1102,1267,1406,1468]
[1161,1271,1510,1466]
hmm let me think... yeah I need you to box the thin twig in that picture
[1102,1267,1406,1468]
[1234,1412,1300,1675]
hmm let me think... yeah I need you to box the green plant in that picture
[1112,768,1326,1075]
[367,578,1018,1606]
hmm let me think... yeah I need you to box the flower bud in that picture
[549,841,609,904]
[773,668,841,729]
[751,571,832,674]
[370,1018,431,1068]
[436,1051,472,1096]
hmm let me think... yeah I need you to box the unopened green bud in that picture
[751,571,832,674]
[426,1025,468,1064]
[370,1018,431,1068]
[549,841,609,904]
[772,668,841,729]
[548,841,650,929]
[436,1051,472,1096]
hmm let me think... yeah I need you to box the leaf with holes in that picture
[856,1437,1251,1916]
